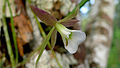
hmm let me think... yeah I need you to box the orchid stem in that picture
[35,27,55,68]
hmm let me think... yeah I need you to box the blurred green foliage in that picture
[107,1,120,68]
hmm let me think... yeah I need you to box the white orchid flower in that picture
[55,23,86,54]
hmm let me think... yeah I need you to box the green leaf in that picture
[30,5,57,26]
[2,0,16,68]
[6,0,18,63]
[51,30,57,49]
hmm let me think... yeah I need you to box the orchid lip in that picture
[64,30,86,54]
[55,23,86,54]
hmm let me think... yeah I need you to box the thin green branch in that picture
[79,0,89,8]
[35,27,55,68]
[6,0,18,63]
[2,0,16,68]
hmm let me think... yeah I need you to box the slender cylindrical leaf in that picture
[2,0,16,67]
[6,0,18,63]
[30,5,57,26]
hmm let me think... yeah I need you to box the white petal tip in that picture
[65,45,78,54]
[68,51,77,54]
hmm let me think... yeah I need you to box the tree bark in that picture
[85,0,115,68]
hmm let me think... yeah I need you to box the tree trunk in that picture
[85,0,115,68]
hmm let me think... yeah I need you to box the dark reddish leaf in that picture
[30,5,57,26]
[61,19,79,27]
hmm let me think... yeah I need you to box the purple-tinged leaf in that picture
[51,30,57,49]
[30,5,57,26]
[61,19,79,27]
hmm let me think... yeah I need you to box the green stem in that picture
[79,0,89,8]
[35,27,55,68]
[2,0,16,68]
[6,0,18,63]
